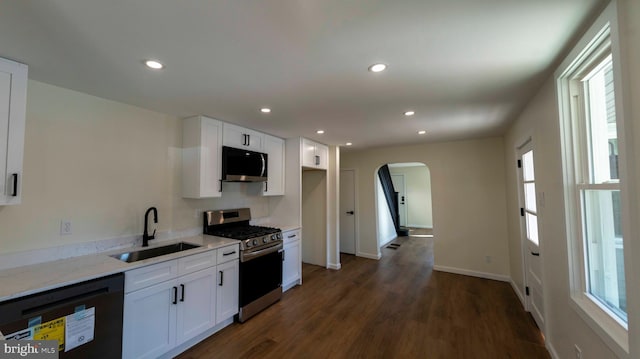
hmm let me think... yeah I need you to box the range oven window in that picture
[239,250,282,306]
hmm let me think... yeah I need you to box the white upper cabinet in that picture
[0,57,28,206]
[301,138,328,170]
[263,134,285,196]
[222,122,263,151]
[182,116,223,198]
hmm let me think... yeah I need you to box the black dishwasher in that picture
[0,273,124,359]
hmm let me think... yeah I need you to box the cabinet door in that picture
[216,260,239,323]
[122,280,177,359]
[182,116,222,198]
[175,267,217,346]
[0,58,27,205]
[283,240,301,291]
[315,143,329,170]
[263,134,285,196]
[223,123,263,151]
[301,138,317,168]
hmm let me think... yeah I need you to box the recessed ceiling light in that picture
[346,142,353,146]
[316,130,325,134]
[260,108,271,113]
[145,60,164,70]
[368,63,387,73]
[404,111,415,116]
[418,130,427,135]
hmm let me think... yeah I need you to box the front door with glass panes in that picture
[517,140,544,332]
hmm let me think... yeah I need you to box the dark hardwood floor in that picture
[177,234,549,359]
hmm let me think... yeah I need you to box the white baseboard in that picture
[379,235,395,247]
[433,265,510,282]
[357,252,381,260]
[407,225,433,229]
[327,262,341,270]
[546,341,560,359]
[511,279,526,307]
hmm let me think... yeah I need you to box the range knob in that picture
[252,239,258,246]
[277,233,283,240]
[271,235,277,240]
[246,241,252,248]
[263,237,268,243]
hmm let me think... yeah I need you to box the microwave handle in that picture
[261,154,266,178]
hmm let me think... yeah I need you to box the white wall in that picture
[389,165,433,228]
[0,80,271,255]
[503,2,640,357]
[341,137,510,278]
[375,176,396,249]
[620,1,640,355]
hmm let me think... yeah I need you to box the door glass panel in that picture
[523,150,535,181]
[524,183,537,213]
[526,212,539,245]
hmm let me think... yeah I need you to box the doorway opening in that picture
[375,162,433,251]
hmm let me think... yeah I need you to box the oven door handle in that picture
[241,242,283,262]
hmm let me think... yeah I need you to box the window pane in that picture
[522,150,534,181]
[582,189,627,322]
[583,55,618,183]
[526,212,538,245]
[524,183,536,212]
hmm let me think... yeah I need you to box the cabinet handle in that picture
[264,181,268,192]
[223,250,236,256]
[11,173,18,197]
[315,155,320,166]
[172,286,178,305]
[282,249,285,262]
[247,134,251,146]
[180,284,185,302]
[531,251,540,256]
[219,179,223,193]
[242,134,247,146]
[288,234,296,238]
[219,271,224,286]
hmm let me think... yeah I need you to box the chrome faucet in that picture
[143,207,158,247]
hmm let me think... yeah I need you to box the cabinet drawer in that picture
[283,229,301,244]
[217,244,239,264]
[125,260,178,293]
[178,250,217,276]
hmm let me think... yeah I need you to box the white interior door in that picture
[390,174,407,227]
[340,169,356,254]
[517,141,545,332]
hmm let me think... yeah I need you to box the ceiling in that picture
[0,0,604,150]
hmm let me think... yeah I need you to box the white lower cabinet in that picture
[176,268,217,346]
[123,279,177,359]
[282,229,302,291]
[122,244,239,359]
[215,260,239,322]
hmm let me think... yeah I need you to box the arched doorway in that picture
[375,162,433,250]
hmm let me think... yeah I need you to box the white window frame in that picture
[555,2,631,357]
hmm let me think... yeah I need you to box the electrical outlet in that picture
[574,344,582,359]
[60,220,72,235]
[485,255,492,264]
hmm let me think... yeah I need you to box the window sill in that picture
[570,293,629,358]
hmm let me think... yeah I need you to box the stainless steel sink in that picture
[110,242,201,263]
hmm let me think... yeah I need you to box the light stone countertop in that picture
[0,235,239,302]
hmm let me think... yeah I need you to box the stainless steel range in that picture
[203,208,283,322]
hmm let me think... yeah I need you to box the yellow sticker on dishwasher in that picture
[33,317,65,352]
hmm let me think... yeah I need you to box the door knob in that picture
[346,211,354,215]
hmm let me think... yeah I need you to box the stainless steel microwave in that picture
[221,146,268,182]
